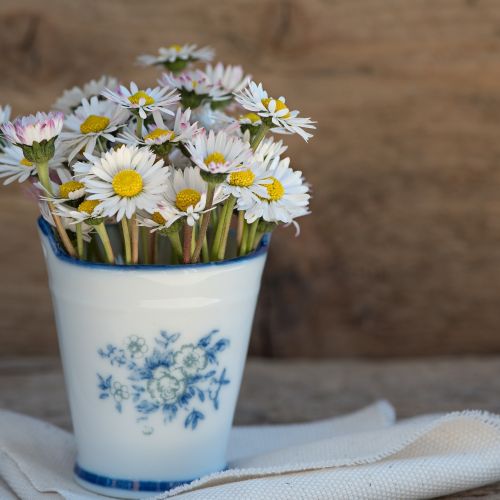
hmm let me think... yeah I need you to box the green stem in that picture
[211,199,230,260]
[38,159,76,258]
[239,219,249,256]
[183,223,193,264]
[121,217,132,265]
[48,201,76,257]
[136,117,143,138]
[76,223,84,259]
[250,124,270,151]
[246,220,259,255]
[131,214,139,264]
[253,231,264,251]
[167,232,183,263]
[201,236,209,263]
[35,161,52,196]
[212,205,219,227]
[140,226,149,264]
[236,211,244,247]
[217,197,236,261]
[192,184,215,263]
[95,223,115,264]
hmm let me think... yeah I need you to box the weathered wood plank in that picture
[3,1,500,356]
[1,357,500,497]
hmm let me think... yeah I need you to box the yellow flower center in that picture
[144,128,175,142]
[229,169,255,187]
[79,115,110,134]
[261,98,291,119]
[59,181,85,199]
[170,44,182,52]
[151,211,166,225]
[204,152,226,165]
[20,158,33,167]
[264,176,285,202]
[128,91,155,106]
[78,199,100,214]
[241,113,261,124]
[175,188,201,212]
[112,169,143,198]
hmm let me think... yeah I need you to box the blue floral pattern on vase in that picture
[97,329,230,433]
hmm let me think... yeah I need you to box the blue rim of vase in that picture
[74,463,197,493]
[38,216,270,270]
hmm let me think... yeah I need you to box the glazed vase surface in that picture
[38,218,268,498]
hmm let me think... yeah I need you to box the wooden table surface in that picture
[1,356,500,499]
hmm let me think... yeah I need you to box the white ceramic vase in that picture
[38,218,268,498]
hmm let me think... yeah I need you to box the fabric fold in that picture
[1,402,499,500]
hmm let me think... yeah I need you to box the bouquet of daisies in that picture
[0,44,315,265]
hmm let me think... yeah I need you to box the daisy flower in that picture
[53,198,105,224]
[204,63,251,96]
[1,112,64,146]
[53,76,119,113]
[160,70,228,108]
[0,143,65,185]
[138,44,214,71]
[60,96,129,161]
[239,112,262,128]
[234,81,316,142]
[118,107,199,150]
[82,145,169,220]
[243,156,310,228]
[101,82,180,122]
[156,166,227,228]
[39,169,87,202]
[186,130,253,175]
[137,210,173,232]
[0,145,36,184]
[223,159,270,205]
[39,200,94,239]
[56,180,86,201]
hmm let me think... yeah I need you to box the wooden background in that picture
[2,0,500,357]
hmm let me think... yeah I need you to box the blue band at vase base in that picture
[74,463,196,493]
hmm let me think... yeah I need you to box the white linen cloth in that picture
[1,401,500,499]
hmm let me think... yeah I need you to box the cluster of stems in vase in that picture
[0,43,316,265]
